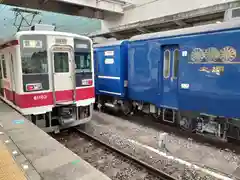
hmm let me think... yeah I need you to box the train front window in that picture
[75,53,91,73]
[21,51,48,74]
[20,36,48,74]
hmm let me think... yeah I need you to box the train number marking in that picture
[104,51,114,56]
[181,83,189,89]
[105,58,114,64]
[199,66,224,75]
[33,95,47,100]
[182,51,188,57]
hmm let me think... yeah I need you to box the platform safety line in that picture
[127,139,233,180]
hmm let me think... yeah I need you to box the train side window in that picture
[54,52,69,73]
[173,49,179,78]
[10,54,14,81]
[163,49,170,78]
[0,63,2,79]
[1,55,7,78]
[0,56,2,79]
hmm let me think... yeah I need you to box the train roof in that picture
[94,39,127,48]
[2,30,91,44]
[130,20,240,42]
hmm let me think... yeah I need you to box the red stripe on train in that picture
[4,87,95,108]
[0,40,19,50]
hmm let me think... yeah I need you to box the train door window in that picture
[163,49,170,78]
[54,52,69,73]
[1,54,7,78]
[173,49,179,78]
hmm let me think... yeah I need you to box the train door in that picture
[161,45,179,109]
[52,47,75,104]
[94,50,98,84]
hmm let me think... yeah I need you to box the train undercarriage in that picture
[25,104,92,133]
[95,95,240,142]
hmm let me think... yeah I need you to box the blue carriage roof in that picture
[130,20,240,41]
[93,39,127,48]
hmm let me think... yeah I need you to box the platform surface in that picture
[0,101,111,180]
[0,140,26,180]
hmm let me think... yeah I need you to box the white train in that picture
[0,24,94,133]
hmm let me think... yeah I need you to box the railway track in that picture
[53,127,178,180]
[99,109,240,153]
[73,127,177,180]
[85,111,239,180]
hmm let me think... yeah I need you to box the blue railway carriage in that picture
[129,20,240,141]
[94,40,132,114]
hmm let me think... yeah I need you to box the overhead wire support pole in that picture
[11,8,41,32]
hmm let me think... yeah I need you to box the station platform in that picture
[0,139,26,180]
[0,101,111,180]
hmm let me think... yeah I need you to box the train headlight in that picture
[82,79,92,86]
[26,83,42,91]
[88,79,93,85]
[26,85,34,91]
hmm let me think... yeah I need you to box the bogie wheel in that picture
[121,101,133,115]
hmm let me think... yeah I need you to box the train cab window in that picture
[75,52,91,73]
[173,49,179,78]
[54,52,69,73]
[163,50,170,78]
[1,55,7,78]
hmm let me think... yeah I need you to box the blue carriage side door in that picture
[94,50,99,92]
[161,45,179,109]
[94,51,98,77]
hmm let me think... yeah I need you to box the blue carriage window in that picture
[173,49,179,78]
[163,50,170,78]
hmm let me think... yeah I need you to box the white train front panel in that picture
[0,31,94,115]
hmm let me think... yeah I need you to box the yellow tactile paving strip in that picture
[0,140,26,180]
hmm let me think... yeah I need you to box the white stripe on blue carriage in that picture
[98,75,120,80]
[99,90,121,95]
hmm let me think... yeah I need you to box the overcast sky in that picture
[0,4,101,40]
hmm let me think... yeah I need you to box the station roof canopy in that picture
[89,1,240,39]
